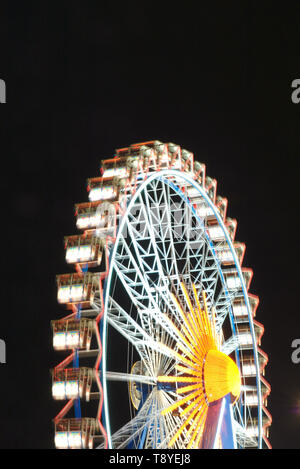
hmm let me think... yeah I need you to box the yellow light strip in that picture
[173,289,202,349]
[211,306,218,344]
[160,389,201,416]
[158,375,201,384]
[202,291,214,341]
[186,404,207,440]
[158,342,201,370]
[180,393,205,417]
[176,383,202,394]
[199,295,213,348]
[194,415,206,448]
[180,283,202,339]
[168,399,204,447]
[175,364,202,377]
[176,340,203,364]
[187,407,207,448]
[163,309,204,362]
[170,293,201,350]
[191,284,215,352]
[162,312,201,360]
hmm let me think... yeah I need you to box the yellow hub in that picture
[204,349,241,404]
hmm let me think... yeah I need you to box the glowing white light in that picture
[52,381,66,399]
[55,432,69,449]
[187,187,199,198]
[57,286,71,303]
[71,285,87,301]
[53,332,67,350]
[65,331,78,347]
[55,431,84,449]
[232,303,248,316]
[90,214,106,228]
[102,167,127,178]
[78,245,93,261]
[246,426,258,438]
[207,225,225,240]
[66,246,94,263]
[244,394,259,405]
[57,285,87,303]
[89,186,115,201]
[241,363,256,376]
[69,431,84,449]
[76,215,90,229]
[64,380,82,398]
[238,333,253,346]
[77,213,107,229]
[226,275,242,289]
[52,380,83,400]
[217,249,234,263]
[53,331,82,350]
[197,205,214,218]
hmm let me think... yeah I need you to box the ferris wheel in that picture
[51,141,272,449]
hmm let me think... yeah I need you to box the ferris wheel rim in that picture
[100,168,262,449]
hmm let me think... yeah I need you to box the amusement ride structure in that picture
[51,141,271,449]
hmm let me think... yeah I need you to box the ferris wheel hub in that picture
[204,349,241,404]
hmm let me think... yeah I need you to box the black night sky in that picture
[1,1,300,449]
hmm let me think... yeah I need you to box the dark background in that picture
[0,1,299,449]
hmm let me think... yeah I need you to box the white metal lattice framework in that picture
[51,140,271,449]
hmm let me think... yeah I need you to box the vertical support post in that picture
[0,339,6,364]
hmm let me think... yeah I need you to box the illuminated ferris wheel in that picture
[51,141,271,449]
